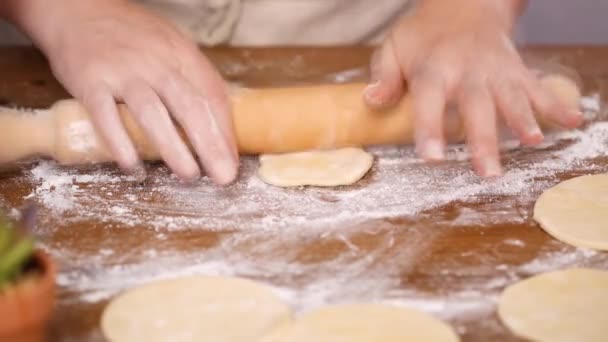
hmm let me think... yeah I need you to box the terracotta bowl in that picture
[0,250,56,342]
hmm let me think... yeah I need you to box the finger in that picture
[82,84,143,174]
[492,80,543,145]
[180,49,239,162]
[156,73,238,185]
[410,68,447,161]
[364,40,404,109]
[524,74,583,129]
[459,81,502,177]
[121,80,201,181]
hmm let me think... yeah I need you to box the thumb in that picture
[364,39,404,109]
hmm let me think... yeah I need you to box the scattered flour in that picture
[1,94,607,339]
[24,95,608,233]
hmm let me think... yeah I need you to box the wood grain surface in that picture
[0,46,607,342]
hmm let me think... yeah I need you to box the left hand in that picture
[364,0,582,176]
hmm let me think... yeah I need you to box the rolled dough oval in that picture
[533,174,608,250]
[498,268,608,342]
[101,275,292,342]
[257,147,373,187]
[262,303,460,342]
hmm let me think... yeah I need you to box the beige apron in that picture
[135,0,411,46]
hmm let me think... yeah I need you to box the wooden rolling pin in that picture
[0,76,581,165]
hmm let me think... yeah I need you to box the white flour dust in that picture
[51,237,606,320]
[24,95,607,233]
[5,94,608,330]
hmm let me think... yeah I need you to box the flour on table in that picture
[23,95,607,232]
[3,94,608,339]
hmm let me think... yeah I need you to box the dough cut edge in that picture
[261,303,460,342]
[533,213,608,251]
[533,174,608,251]
[497,268,608,342]
[101,275,293,342]
[257,148,374,187]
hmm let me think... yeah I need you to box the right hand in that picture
[13,0,239,184]
[363,0,582,177]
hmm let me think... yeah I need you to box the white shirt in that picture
[135,0,411,46]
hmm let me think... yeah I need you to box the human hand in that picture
[10,0,238,183]
[364,0,582,176]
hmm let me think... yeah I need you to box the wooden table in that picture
[0,46,607,342]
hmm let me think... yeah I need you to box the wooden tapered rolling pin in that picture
[0,76,581,165]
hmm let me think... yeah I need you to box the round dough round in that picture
[101,275,292,342]
[533,174,608,250]
[257,147,373,187]
[498,268,608,342]
[262,303,460,342]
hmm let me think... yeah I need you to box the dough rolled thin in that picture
[498,268,608,342]
[533,173,608,251]
[262,303,460,342]
[257,147,373,187]
[101,275,292,342]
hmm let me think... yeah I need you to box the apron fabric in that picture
[134,0,412,46]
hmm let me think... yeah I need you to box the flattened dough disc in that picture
[101,275,292,342]
[498,268,608,342]
[257,147,373,187]
[262,303,460,342]
[533,174,608,250]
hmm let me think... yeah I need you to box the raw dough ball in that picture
[101,275,292,342]
[498,268,608,342]
[533,174,608,250]
[257,147,373,187]
[538,74,581,111]
[262,303,460,342]
[535,74,582,130]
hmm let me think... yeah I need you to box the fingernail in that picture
[529,125,543,136]
[482,158,502,177]
[129,162,147,183]
[214,157,237,185]
[364,81,382,105]
[420,139,445,161]
[525,126,544,145]
[569,110,584,127]
[204,101,239,183]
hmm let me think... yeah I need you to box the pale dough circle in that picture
[101,275,292,342]
[498,268,608,342]
[533,174,608,250]
[262,303,460,342]
[257,147,373,187]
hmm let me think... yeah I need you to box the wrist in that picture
[416,0,526,31]
[0,0,65,52]
[495,0,528,28]
[0,0,126,54]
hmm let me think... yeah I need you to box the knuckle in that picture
[152,71,179,93]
